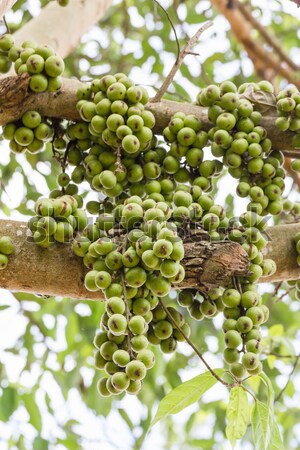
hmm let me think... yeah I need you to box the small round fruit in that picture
[224,330,242,349]
[230,363,246,380]
[241,352,260,370]
[107,313,127,335]
[111,372,130,391]
[125,360,147,381]
[0,254,8,270]
[128,315,147,335]
[44,55,65,77]
[112,350,131,367]
[0,236,14,255]
[223,348,240,364]
[95,271,112,289]
[97,378,111,397]
[137,349,155,369]
[154,320,173,340]
[126,379,142,394]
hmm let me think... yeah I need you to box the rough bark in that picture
[0,219,299,301]
[262,223,300,283]
[0,76,298,155]
[2,0,113,77]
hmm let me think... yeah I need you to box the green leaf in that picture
[23,393,42,432]
[226,387,249,445]
[252,400,273,450]
[268,324,284,337]
[151,369,225,427]
[0,387,17,421]
[259,373,275,409]
[252,395,283,450]
[118,408,134,429]
[0,305,10,311]
[65,312,79,348]
[33,437,48,450]
[270,421,284,450]
[267,355,276,370]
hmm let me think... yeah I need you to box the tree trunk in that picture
[0,76,297,155]
[0,219,298,301]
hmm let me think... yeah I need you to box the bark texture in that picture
[0,76,297,155]
[2,0,113,77]
[0,220,299,300]
[262,223,300,283]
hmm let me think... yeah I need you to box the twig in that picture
[153,0,180,62]
[173,0,189,41]
[264,351,299,359]
[3,16,10,34]
[62,140,72,172]
[282,151,300,159]
[275,353,300,402]
[237,1,299,71]
[158,298,238,388]
[121,273,133,358]
[20,307,49,337]
[241,384,257,402]
[232,275,242,294]
[120,236,134,358]
[273,281,284,297]
[274,287,295,303]
[151,21,213,103]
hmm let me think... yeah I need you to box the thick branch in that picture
[2,0,113,77]
[211,0,300,87]
[262,223,300,283]
[0,76,298,154]
[236,1,299,72]
[0,220,299,300]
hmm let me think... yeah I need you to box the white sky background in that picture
[0,0,300,449]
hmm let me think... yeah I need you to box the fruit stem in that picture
[158,298,238,388]
[121,236,134,359]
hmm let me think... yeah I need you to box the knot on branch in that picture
[181,240,250,292]
[0,73,30,110]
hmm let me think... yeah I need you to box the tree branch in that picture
[283,158,300,190]
[0,76,298,154]
[151,21,213,102]
[0,220,299,300]
[211,0,300,88]
[236,1,299,72]
[2,0,113,77]
[275,353,300,402]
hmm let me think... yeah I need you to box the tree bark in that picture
[0,219,298,301]
[211,0,300,88]
[2,0,113,77]
[0,76,298,155]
